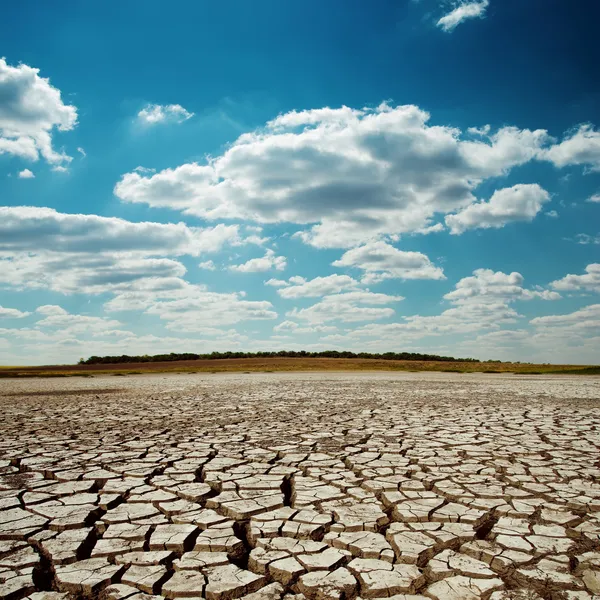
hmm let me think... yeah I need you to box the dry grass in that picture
[0,357,598,378]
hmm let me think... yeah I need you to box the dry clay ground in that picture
[1,372,599,600]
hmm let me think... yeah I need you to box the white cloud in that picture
[0,206,244,256]
[445,269,561,303]
[0,58,77,165]
[573,233,600,245]
[530,304,600,328]
[243,226,269,245]
[163,325,246,338]
[314,268,561,352]
[137,103,194,125]
[0,301,270,364]
[77,147,86,158]
[36,305,68,316]
[273,320,338,334]
[194,223,251,253]
[545,210,558,218]
[437,0,489,32]
[543,125,600,172]
[0,207,254,294]
[198,260,216,270]
[0,252,187,294]
[453,322,600,364]
[105,280,277,329]
[273,320,303,332]
[587,193,600,203]
[0,325,264,365]
[265,278,288,288]
[35,310,122,335]
[523,304,600,363]
[332,241,445,283]
[468,125,491,136]
[357,269,557,340]
[445,184,550,234]
[338,301,520,344]
[115,103,554,248]
[0,306,128,363]
[18,168,34,179]
[134,166,156,174]
[245,234,269,246]
[229,249,287,273]
[551,263,600,293]
[289,291,402,323]
[0,305,30,319]
[275,274,360,298]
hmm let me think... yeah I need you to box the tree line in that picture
[80,350,480,365]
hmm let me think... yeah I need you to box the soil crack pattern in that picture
[0,371,599,600]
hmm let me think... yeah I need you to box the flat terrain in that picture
[1,356,599,377]
[1,371,599,600]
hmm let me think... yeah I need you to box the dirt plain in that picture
[1,357,598,377]
[1,371,599,600]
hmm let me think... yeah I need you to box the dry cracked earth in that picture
[1,371,600,600]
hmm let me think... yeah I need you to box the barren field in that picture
[1,357,599,377]
[1,371,599,600]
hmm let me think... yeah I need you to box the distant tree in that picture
[79,349,481,365]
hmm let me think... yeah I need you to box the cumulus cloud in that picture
[445,269,561,303]
[274,274,360,298]
[332,241,445,283]
[551,263,600,293]
[0,305,130,365]
[587,193,600,203]
[289,291,402,323]
[35,309,122,335]
[531,303,600,328]
[337,301,520,345]
[0,58,77,165]
[265,278,288,288]
[137,103,194,125]
[451,321,600,364]
[104,280,277,329]
[525,308,600,362]
[445,184,550,234]
[198,260,216,270]
[316,268,560,351]
[0,207,255,294]
[36,305,68,316]
[115,103,555,248]
[0,252,187,294]
[437,0,489,32]
[229,249,287,273]
[0,305,30,319]
[524,304,600,362]
[17,168,34,179]
[0,324,263,365]
[273,320,337,334]
[0,300,272,364]
[0,206,247,256]
[542,125,600,172]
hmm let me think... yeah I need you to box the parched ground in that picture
[0,372,599,600]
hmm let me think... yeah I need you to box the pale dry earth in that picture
[1,371,599,600]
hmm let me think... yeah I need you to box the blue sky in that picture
[1,0,599,365]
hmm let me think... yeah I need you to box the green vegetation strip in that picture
[80,350,479,365]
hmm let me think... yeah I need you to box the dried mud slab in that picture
[0,371,599,600]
